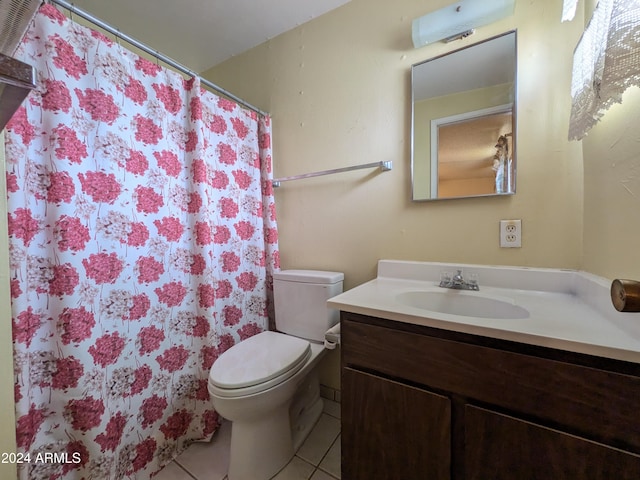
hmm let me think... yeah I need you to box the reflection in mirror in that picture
[411,31,517,201]
[433,105,513,198]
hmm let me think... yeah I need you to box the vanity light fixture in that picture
[412,0,515,48]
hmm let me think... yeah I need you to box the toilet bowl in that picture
[209,334,327,480]
[208,270,343,480]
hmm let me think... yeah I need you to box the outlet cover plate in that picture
[500,219,522,248]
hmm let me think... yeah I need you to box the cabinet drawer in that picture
[342,315,640,452]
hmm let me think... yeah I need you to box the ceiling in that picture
[413,31,516,101]
[65,0,352,73]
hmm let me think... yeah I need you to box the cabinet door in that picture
[342,367,451,480]
[465,405,640,480]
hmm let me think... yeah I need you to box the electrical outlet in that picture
[500,219,522,248]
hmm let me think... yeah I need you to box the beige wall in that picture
[203,0,585,291]
[579,0,640,280]
[582,87,640,280]
[203,0,586,391]
[0,137,17,478]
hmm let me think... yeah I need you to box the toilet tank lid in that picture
[273,270,344,284]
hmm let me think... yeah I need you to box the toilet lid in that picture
[209,331,311,390]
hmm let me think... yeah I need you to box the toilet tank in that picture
[273,270,344,342]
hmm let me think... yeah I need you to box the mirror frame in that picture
[411,30,518,202]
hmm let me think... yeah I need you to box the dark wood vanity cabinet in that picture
[342,367,451,479]
[341,312,640,480]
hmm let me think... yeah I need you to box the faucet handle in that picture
[439,271,452,286]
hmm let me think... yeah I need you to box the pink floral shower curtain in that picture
[5,4,279,479]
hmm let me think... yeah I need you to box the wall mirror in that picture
[411,30,517,201]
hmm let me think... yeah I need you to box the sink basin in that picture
[396,290,530,319]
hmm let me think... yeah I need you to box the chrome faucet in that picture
[439,269,479,291]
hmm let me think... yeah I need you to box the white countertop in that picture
[327,260,640,364]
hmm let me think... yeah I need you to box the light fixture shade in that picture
[412,0,516,48]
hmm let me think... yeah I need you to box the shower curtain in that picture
[5,4,279,479]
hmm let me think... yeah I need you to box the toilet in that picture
[208,270,344,480]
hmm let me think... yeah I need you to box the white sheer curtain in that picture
[565,0,640,140]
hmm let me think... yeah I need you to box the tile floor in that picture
[155,399,341,480]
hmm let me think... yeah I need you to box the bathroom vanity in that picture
[329,261,640,479]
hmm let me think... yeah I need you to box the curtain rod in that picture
[48,0,269,117]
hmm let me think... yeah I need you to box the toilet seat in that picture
[209,331,311,398]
